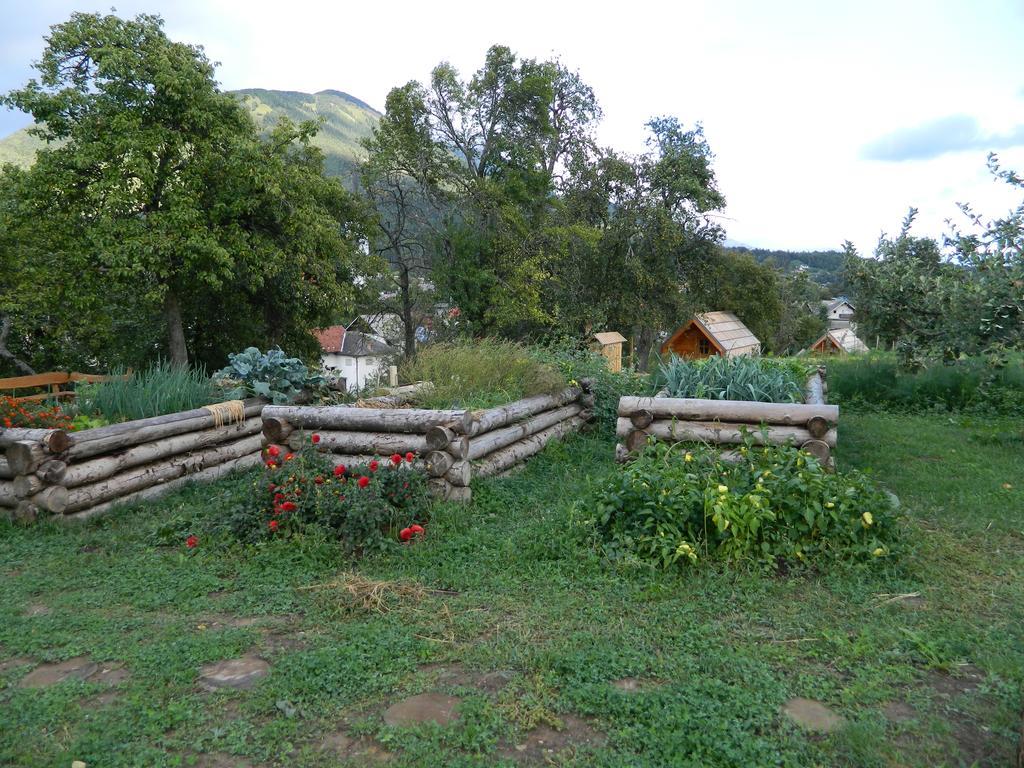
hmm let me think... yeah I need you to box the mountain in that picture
[0,88,381,181]
[725,245,847,289]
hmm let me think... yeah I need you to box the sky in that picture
[1,0,1023,255]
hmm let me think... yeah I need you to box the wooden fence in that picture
[0,399,265,522]
[262,382,595,503]
[0,371,131,403]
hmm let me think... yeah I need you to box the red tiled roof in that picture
[313,325,345,353]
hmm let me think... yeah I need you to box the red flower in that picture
[284,452,295,462]
[405,452,415,463]
[333,464,346,477]
[2,417,11,428]
[266,461,277,470]
[186,535,198,549]
[390,453,402,466]
[315,475,325,485]
[399,527,413,541]
[311,433,321,444]
[268,483,276,492]
[409,524,425,536]
[268,519,279,531]
[267,445,281,458]
[358,476,370,488]
[273,493,285,503]
[280,501,297,512]
[369,460,379,472]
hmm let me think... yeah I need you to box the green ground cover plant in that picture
[1,408,1021,766]
[582,440,898,570]
[824,352,1024,413]
[655,355,812,402]
[400,339,567,409]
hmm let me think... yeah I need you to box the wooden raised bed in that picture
[615,369,838,464]
[0,399,266,523]
[262,383,595,503]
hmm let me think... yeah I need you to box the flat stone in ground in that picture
[19,657,98,688]
[498,714,605,763]
[198,655,270,691]
[476,669,516,693]
[882,701,917,723]
[0,656,35,673]
[22,603,50,617]
[383,693,461,727]
[611,677,661,693]
[782,698,844,733]
[927,664,984,699]
[93,662,130,685]
[321,730,391,764]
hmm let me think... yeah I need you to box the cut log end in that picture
[625,429,650,453]
[425,425,456,451]
[800,439,831,464]
[806,415,830,439]
[424,450,455,477]
[262,417,294,444]
[629,409,654,429]
[444,459,472,487]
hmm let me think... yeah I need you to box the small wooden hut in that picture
[592,331,627,372]
[660,312,760,359]
[809,328,869,355]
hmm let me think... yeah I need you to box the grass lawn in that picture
[1,413,1022,767]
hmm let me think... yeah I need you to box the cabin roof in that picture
[593,331,627,345]
[660,311,761,357]
[812,327,869,353]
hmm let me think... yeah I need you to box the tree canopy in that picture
[0,12,368,372]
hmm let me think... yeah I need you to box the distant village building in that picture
[591,331,627,372]
[314,325,397,391]
[809,327,869,355]
[660,311,761,359]
[822,297,856,329]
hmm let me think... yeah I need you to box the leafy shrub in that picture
[400,339,566,409]
[73,361,218,423]
[216,347,322,404]
[533,338,648,432]
[579,440,898,570]
[824,352,1024,414]
[0,396,74,430]
[228,439,431,554]
[655,355,810,402]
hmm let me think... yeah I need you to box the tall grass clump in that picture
[825,352,1024,413]
[655,355,809,402]
[400,340,567,409]
[76,361,219,423]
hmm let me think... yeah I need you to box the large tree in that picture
[1,12,366,371]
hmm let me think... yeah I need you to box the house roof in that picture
[822,297,855,313]
[660,311,761,357]
[812,328,869,354]
[314,325,345,353]
[694,311,761,355]
[313,326,396,357]
[593,331,627,345]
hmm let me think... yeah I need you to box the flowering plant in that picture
[1,396,74,430]
[232,436,430,553]
[578,438,899,570]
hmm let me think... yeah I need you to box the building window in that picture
[698,337,712,355]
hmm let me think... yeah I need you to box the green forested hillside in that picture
[0,88,380,180]
[725,245,846,288]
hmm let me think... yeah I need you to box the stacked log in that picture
[262,382,594,503]
[615,372,838,465]
[0,399,266,523]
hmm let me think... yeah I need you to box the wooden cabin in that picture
[592,331,627,372]
[660,311,761,359]
[809,328,869,355]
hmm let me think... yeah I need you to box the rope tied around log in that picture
[204,400,245,428]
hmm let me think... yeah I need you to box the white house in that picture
[822,297,856,329]
[314,325,397,391]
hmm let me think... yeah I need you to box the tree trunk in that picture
[0,315,36,376]
[164,291,188,368]
[464,404,582,461]
[617,396,838,428]
[400,263,417,359]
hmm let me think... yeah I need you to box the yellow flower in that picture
[825,501,834,509]
[862,511,873,527]
[872,547,885,557]
[684,453,693,462]
[717,484,729,494]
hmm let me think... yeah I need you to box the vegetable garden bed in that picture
[616,369,839,464]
